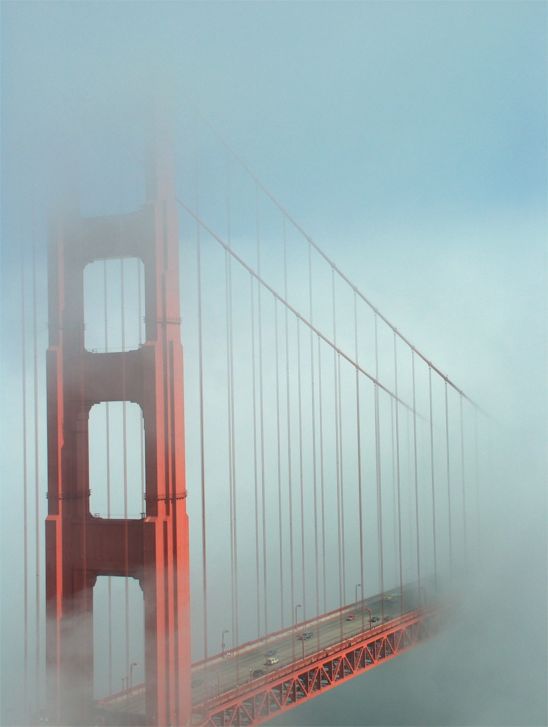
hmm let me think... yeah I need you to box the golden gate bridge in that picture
[8,108,486,726]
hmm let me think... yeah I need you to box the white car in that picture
[265,655,280,665]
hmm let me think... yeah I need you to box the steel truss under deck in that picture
[194,608,438,727]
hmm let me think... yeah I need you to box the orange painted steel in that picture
[196,609,437,727]
[45,133,191,726]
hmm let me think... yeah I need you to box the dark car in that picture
[297,631,313,640]
[371,615,380,623]
[252,669,266,678]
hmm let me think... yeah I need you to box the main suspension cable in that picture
[191,108,481,410]
[175,198,419,417]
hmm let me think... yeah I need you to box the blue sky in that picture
[3,0,546,384]
[3,1,546,222]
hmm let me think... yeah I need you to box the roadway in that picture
[190,585,419,705]
[100,584,421,719]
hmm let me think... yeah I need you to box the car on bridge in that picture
[265,655,280,665]
[252,669,266,678]
[346,613,355,621]
[297,631,313,640]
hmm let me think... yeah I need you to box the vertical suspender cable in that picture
[393,332,404,614]
[228,259,240,674]
[20,251,29,714]
[120,257,130,684]
[137,258,145,514]
[255,187,268,634]
[317,337,327,613]
[225,251,239,666]
[332,269,344,635]
[353,293,365,624]
[297,320,306,617]
[460,394,467,567]
[227,162,241,664]
[274,299,284,628]
[308,243,320,636]
[337,353,347,608]
[335,351,344,635]
[474,406,481,564]
[79,247,89,709]
[411,351,421,597]
[250,278,261,635]
[196,219,208,660]
[373,313,384,619]
[103,260,113,694]
[405,408,411,547]
[255,190,268,636]
[225,250,235,650]
[226,251,239,674]
[32,241,41,702]
[445,381,453,573]
[390,397,398,586]
[428,367,438,588]
[283,222,296,656]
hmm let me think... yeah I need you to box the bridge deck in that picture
[98,586,431,724]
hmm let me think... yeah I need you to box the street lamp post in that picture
[122,676,129,708]
[295,604,304,661]
[221,629,230,656]
[129,662,138,689]
[293,603,302,663]
[355,583,363,628]
[294,603,302,630]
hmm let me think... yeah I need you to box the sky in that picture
[1,2,546,725]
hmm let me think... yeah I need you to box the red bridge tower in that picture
[45,133,191,725]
